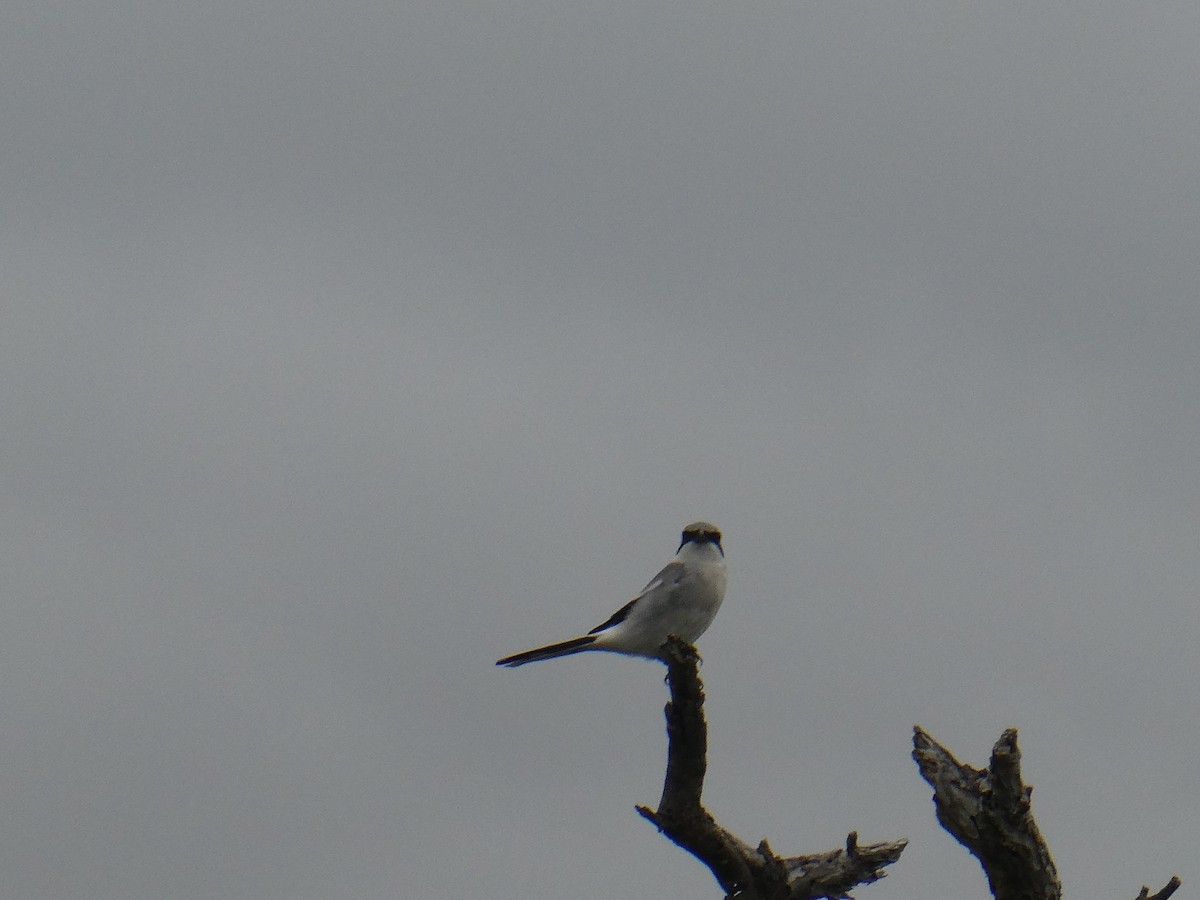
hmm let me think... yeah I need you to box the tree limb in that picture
[912,725,1061,900]
[913,726,1181,900]
[637,637,906,899]
[1136,876,1182,900]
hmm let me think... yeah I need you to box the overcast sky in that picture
[3,1,1198,898]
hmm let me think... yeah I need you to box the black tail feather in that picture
[496,634,598,667]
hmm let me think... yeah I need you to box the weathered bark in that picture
[637,638,906,899]
[913,726,1181,900]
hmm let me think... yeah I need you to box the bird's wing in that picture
[587,559,686,634]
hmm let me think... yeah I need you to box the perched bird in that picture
[497,521,727,667]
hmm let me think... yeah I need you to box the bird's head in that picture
[679,521,723,555]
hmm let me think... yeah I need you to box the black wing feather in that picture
[588,596,638,634]
[587,561,684,635]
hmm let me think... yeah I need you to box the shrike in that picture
[496,521,727,667]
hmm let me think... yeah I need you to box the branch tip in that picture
[1140,876,1183,900]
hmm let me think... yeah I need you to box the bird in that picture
[496,521,727,667]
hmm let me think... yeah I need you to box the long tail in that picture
[496,634,598,667]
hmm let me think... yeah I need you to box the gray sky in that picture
[3,1,1198,898]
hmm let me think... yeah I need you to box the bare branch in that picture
[782,832,909,899]
[913,727,1182,900]
[1137,876,1183,900]
[639,637,905,899]
[912,725,1061,900]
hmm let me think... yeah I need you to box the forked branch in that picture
[637,638,906,899]
[913,726,1181,900]
[1137,876,1183,900]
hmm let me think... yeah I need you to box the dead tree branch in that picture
[636,637,906,899]
[1136,877,1183,900]
[913,726,1182,900]
[912,725,1060,900]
